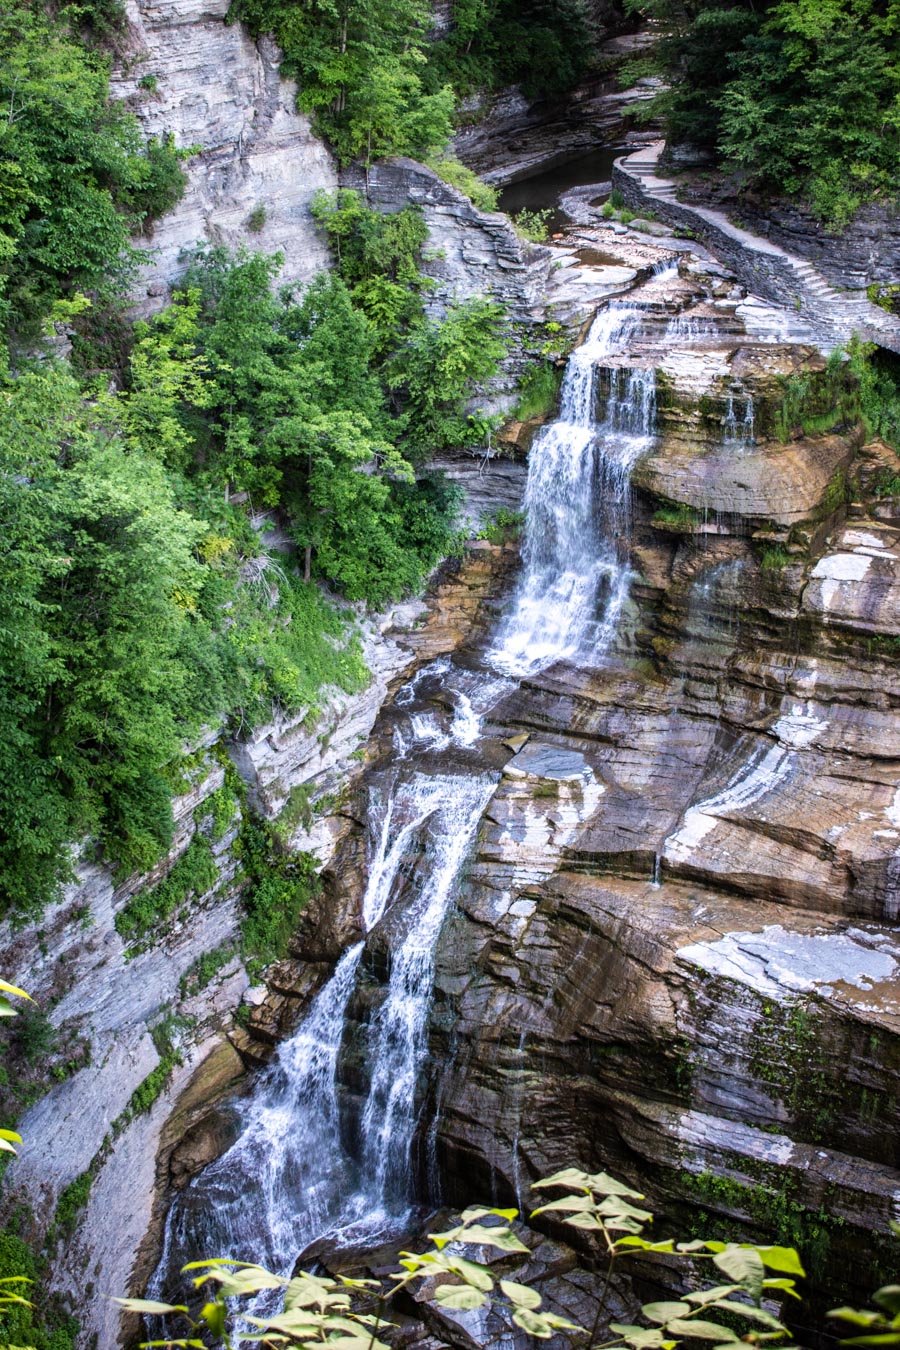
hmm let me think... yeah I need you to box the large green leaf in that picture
[712,1247,765,1302]
[753,1246,806,1277]
[113,1297,188,1314]
[665,1318,741,1341]
[500,1279,542,1310]
[433,1283,488,1310]
[513,1308,582,1338]
[642,1303,691,1323]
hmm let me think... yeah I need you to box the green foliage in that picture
[114,835,218,948]
[387,296,509,455]
[0,1227,78,1350]
[830,1252,900,1349]
[54,1171,93,1236]
[477,507,525,544]
[512,208,553,243]
[652,502,703,532]
[760,546,791,572]
[228,0,454,165]
[237,820,320,976]
[425,155,499,212]
[426,0,598,101]
[846,337,900,450]
[123,1050,181,1118]
[514,362,561,420]
[179,943,236,999]
[136,1168,805,1350]
[627,0,900,224]
[0,0,188,344]
[246,204,267,233]
[772,352,861,443]
[0,220,486,912]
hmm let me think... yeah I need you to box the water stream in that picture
[151,276,665,1307]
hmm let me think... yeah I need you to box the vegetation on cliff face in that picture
[0,0,189,348]
[624,0,900,225]
[0,0,510,919]
[229,0,609,164]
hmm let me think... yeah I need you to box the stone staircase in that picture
[614,141,900,355]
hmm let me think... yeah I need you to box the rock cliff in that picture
[111,0,337,315]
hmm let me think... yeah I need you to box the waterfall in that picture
[488,304,657,675]
[723,392,755,447]
[150,276,665,1316]
[151,771,495,1305]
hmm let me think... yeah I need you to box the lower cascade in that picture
[151,278,662,1299]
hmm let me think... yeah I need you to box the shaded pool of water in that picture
[498,143,627,232]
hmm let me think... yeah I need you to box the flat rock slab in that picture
[678,923,900,1018]
[634,431,856,525]
[503,740,592,781]
[804,524,900,632]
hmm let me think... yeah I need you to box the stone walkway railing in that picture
[612,141,900,356]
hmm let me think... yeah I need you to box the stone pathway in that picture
[614,141,900,355]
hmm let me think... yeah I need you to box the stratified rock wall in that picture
[111,0,337,314]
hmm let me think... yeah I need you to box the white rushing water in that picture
[152,770,495,1305]
[488,302,658,675]
[152,275,663,1311]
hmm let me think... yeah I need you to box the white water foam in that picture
[488,304,657,675]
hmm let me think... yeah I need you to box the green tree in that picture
[0,0,188,344]
[228,0,455,163]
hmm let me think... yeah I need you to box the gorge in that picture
[2,2,900,1348]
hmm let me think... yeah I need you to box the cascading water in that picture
[488,303,658,675]
[152,769,496,1310]
[150,272,666,1314]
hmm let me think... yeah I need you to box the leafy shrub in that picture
[228,0,454,164]
[237,821,319,976]
[54,1171,92,1235]
[0,1228,78,1350]
[477,507,524,544]
[512,208,553,243]
[426,155,499,212]
[514,362,561,420]
[652,502,702,532]
[114,836,218,945]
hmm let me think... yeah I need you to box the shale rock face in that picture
[112,0,337,314]
[415,250,900,1315]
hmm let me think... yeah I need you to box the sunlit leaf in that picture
[0,980,31,1001]
[838,1336,900,1346]
[113,1297,188,1314]
[710,1301,786,1329]
[562,1212,605,1231]
[200,1301,226,1337]
[642,1303,691,1323]
[713,1247,765,1302]
[532,1168,593,1191]
[764,1279,802,1300]
[874,1289,900,1318]
[430,1223,528,1253]
[433,1283,488,1310]
[531,1195,596,1216]
[461,1206,519,1223]
[500,1279,542,1310]
[617,1237,676,1254]
[609,1323,671,1347]
[753,1246,806,1277]
[513,1308,582,1338]
[665,1319,741,1341]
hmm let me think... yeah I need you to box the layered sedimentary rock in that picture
[420,249,900,1316]
[111,0,337,314]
